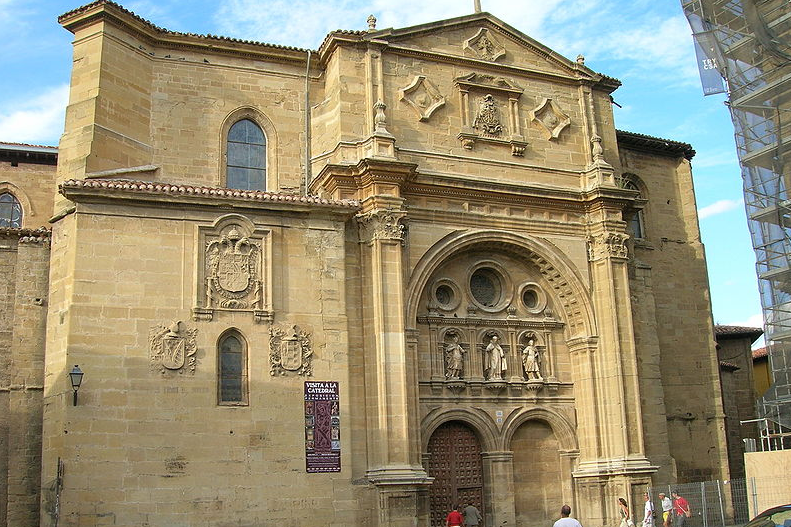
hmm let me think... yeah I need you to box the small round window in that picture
[519,283,546,314]
[436,284,455,307]
[470,268,502,307]
[522,289,538,309]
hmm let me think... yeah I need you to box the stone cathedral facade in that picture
[0,2,731,526]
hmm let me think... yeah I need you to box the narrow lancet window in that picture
[218,332,248,405]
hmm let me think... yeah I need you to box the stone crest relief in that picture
[398,75,446,122]
[193,216,272,323]
[149,320,198,374]
[473,94,503,136]
[270,324,313,376]
[463,28,506,62]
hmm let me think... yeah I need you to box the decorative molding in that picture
[269,324,313,376]
[149,320,198,374]
[463,28,506,62]
[588,232,629,261]
[529,97,570,141]
[398,75,446,122]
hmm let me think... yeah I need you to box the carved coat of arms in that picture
[150,321,198,374]
[205,226,262,310]
[270,324,313,376]
[473,94,503,135]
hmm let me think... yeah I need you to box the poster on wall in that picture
[304,381,341,473]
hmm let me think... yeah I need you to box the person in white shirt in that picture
[643,492,654,527]
[554,505,583,527]
[659,493,673,527]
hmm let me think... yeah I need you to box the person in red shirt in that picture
[672,491,691,527]
[446,506,464,527]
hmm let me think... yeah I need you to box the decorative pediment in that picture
[454,73,523,95]
[398,75,446,122]
[463,28,506,62]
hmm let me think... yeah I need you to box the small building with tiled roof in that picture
[713,324,763,480]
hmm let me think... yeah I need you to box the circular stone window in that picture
[435,284,455,307]
[470,267,502,307]
[522,289,539,309]
[519,283,546,314]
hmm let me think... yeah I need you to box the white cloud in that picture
[699,198,743,219]
[0,84,69,146]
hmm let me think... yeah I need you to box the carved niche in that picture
[270,324,313,377]
[399,75,446,122]
[454,73,527,156]
[193,215,272,323]
[149,320,198,374]
[463,28,506,62]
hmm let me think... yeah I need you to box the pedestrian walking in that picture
[554,505,584,527]
[618,497,634,527]
[447,505,464,527]
[659,493,673,527]
[672,491,691,527]
[643,492,655,527]
[463,503,482,527]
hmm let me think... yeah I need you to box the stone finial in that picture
[576,54,585,65]
[474,0,482,13]
[374,99,388,133]
[367,14,377,31]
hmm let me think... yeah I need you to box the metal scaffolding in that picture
[681,0,791,447]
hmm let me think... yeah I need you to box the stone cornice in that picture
[310,159,419,199]
[0,227,52,243]
[59,179,360,215]
[60,1,314,65]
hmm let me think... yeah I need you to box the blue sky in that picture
[0,0,762,336]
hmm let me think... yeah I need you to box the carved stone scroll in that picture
[149,320,198,374]
[270,324,313,376]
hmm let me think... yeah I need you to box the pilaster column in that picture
[481,451,515,527]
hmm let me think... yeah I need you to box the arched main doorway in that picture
[427,421,484,527]
[512,420,563,526]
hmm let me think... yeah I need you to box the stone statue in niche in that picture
[522,336,542,381]
[444,332,465,379]
[473,94,503,136]
[205,226,262,310]
[149,320,198,374]
[484,334,507,380]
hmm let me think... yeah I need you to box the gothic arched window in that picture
[0,193,22,228]
[218,331,248,405]
[226,119,266,191]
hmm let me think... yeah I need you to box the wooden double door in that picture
[426,421,484,527]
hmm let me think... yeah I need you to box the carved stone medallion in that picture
[473,94,503,136]
[463,28,506,62]
[270,324,313,376]
[149,320,198,374]
[399,75,446,122]
[530,97,571,141]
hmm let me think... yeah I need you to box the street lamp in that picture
[69,365,84,406]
